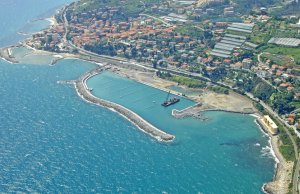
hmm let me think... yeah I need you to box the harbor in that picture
[74,66,175,142]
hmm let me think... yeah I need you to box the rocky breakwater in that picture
[74,66,175,142]
[172,103,208,121]
[0,47,19,64]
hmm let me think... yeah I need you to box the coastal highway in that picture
[60,4,300,192]
[72,46,300,193]
[246,92,300,194]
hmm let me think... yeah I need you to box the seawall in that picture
[199,108,255,114]
[74,66,175,142]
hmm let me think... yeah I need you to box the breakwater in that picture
[172,103,255,120]
[172,103,208,121]
[199,108,255,114]
[0,47,19,64]
[74,66,175,142]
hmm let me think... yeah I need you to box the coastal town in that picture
[26,0,300,132]
[1,0,300,193]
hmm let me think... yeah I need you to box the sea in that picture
[0,0,275,193]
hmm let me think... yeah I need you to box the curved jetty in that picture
[74,66,175,142]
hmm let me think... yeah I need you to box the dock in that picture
[172,103,208,121]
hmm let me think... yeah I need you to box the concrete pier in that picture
[172,103,208,121]
[74,66,175,142]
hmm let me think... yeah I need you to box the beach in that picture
[255,119,294,194]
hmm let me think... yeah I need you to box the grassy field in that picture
[170,75,206,88]
[265,46,300,63]
[260,53,295,66]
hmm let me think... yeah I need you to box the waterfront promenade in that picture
[74,66,175,142]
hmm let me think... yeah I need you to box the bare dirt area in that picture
[111,65,256,113]
[198,91,256,113]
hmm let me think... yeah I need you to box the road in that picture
[61,5,300,192]
[139,13,171,27]
[246,92,300,194]
[256,52,279,90]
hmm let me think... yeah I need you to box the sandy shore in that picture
[255,119,293,194]
[263,135,293,194]
[45,16,57,26]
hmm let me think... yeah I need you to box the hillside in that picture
[73,0,162,17]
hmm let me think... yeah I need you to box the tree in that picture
[253,82,274,101]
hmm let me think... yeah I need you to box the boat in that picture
[161,91,180,107]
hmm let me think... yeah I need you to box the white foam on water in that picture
[254,143,261,147]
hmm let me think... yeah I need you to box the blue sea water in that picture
[0,1,275,193]
[0,0,73,47]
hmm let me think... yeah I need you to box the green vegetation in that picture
[254,102,265,113]
[270,92,295,114]
[251,18,300,45]
[253,82,275,101]
[272,1,300,17]
[291,101,300,111]
[276,123,296,161]
[265,46,300,64]
[84,42,118,56]
[156,71,231,95]
[75,0,161,16]
[175,26,205,40]
[156,71,207,88]
[225,30,250,38]
[233,71,297,114]
[170,76,206,88]
[207,85,229,94]
[236,75,275,101]
[233,0,280,13]
[260,53,295,66]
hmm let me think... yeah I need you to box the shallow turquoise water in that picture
[0,59,275,193]
[86,72,275,193]
[0,0,275,193]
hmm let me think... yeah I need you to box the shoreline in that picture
[74,66,175,142]
[110,65,256,114]
[256,119,293,194]
[1,38,290,193]
[105,66,291,193]
[0,2,292,193]
[0,47,19,64]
